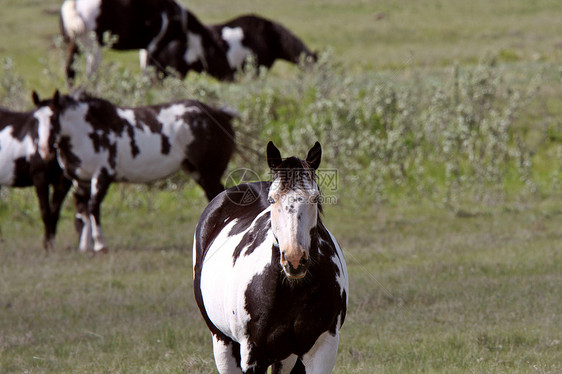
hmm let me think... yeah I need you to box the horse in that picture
[0,91,72,251]
[156,13,318,79]
[40,91,236,253]
[193,141,348,373]
[60,0,233,84]
[210,14,318,71]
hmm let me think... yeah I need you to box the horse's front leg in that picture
[88,170,113,253]
[211,334,244,374]
[31,167,53,251]
[300,331,339,374]
[48,175,73,244]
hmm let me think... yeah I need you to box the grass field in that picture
[1,0,561,373]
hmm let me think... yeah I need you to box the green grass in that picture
[1,0,561,372]
[1,188,560,373]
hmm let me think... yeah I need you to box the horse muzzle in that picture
[281,249,309,279]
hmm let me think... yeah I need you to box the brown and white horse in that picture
[0,91,72,251]
[193,142,348,373]
[40,91,236,253]
[60,0,233,83]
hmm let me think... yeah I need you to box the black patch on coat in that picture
[232,211,271,264]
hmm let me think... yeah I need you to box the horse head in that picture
[266,141,322,279]
[32,90,61,160]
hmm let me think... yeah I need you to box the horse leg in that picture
[88,170,112,253]
[211,334,243,374]
[32,171,53,252]
[48,176,73,246]
[183,162,224,201]
[74,182,92,252]
[65,40,79,85]
[299,331,339,374]
[271,355,299,374]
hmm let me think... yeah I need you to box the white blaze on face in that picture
[34,106,54,159]
[221,27,253,69]
[268,176,319,275]
[184,32,204,64]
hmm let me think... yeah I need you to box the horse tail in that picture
[271,21,317,64]
[60,0,86,40]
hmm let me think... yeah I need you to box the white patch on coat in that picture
[199,208,273,344]
[0,126,34,185]
[73,0,101,33]
[61,0,87,37]
[184,32,204,64]
[221,27,253,69]
[34,106,54,159]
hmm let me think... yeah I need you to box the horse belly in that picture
[200,231,274,342]
[114,137,184,183]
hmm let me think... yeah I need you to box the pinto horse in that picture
[60,0,232,83]
[193,142,348,373]
[0,91,72,251]
[156,14,318,79]
[210,14,317,72]
[41,91,236,253]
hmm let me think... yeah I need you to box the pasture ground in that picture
[1,0,561,373]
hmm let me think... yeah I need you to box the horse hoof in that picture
[95,247,109,255]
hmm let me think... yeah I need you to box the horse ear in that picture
[32,91,40,106]
[267,141,283,170]
[306,142,322,170]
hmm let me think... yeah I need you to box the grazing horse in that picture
[60,0,232,83]
[210,14,317,72]
[156,14,318,79]
[0,91,72,251]
[193,142,348,373]
[42,91,236,253]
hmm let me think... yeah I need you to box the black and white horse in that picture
[41,91,236,253]
[193,142,348,373]
[210,14,317,72]
[156,13,318,79]
[60,0,233,83]
[0,91,72,251]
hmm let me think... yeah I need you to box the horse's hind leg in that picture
[211,335,243,374]
[88,169,112,253]
[182,161,224,201]
[65,40,79,85]
[74,182,92,252]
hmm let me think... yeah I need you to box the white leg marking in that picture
[212,335,243,374]
[301,331,339,374]
[90,214,105,252]
[139,49,148,70]
[77,213,92,252]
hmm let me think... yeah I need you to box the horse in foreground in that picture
[193,142,348,373]
[40,91,236,253]
[0,92,72,251]
[60,0,232,83]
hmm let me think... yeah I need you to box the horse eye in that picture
[268,197,275,204]
[310,194,319,204]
